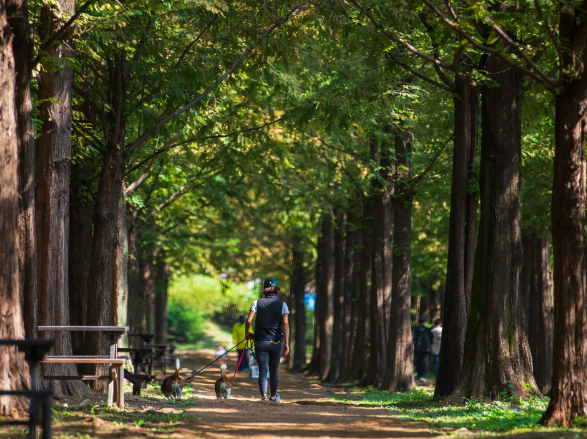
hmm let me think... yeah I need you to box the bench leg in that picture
[42,395,52,439]
[117,365,124,408]
[107,366,114,408]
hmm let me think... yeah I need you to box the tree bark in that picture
[0,10,31,413]
[142,252,155,333]
[112,196,129,348]
[521,233,553,395]
[366,136,393,387]
[69,164,93,351]
[445,55,535,403]
[352,199,372,384]
[435,77,479,399]
[305,223,324,375]
[382,134,414,391]
[154,254,169,345]
[36,0,87,396]
[291,234,307,371]
[84,55,127,390]
[127,220,145,336]
[7,0,36,340]
[319,213,335,381]
[540,9,587,422]
[339,211,356,380]
[328,211,345,382]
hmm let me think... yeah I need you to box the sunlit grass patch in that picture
[328,386,585,435]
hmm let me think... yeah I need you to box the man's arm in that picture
[283,314,290,356]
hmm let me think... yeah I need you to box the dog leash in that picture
[185,338,248,382]
[231,347,247,382]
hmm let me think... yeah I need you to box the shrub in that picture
[167,299,206,343]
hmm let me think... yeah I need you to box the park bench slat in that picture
[41,356,127,364]
[42,375,110,381]
[38,326,129,331]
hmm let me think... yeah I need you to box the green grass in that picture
[329,387,587,436]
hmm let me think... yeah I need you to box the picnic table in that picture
[38,326,128,408]
[117,347,154,395]
[0,339,55,439]
[129,333,155,348]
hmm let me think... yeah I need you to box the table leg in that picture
[42,395,52,439]
[117,365,125,408]
[107,366,114,408]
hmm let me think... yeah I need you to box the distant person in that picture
[232,315,252,371]
[412,316,433,382]
[430,318,442,375]
[245,277,290,402]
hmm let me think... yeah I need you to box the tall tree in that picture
[381,134,413,391]
[522,233,553,395]
[328,210,345,382]
[319,214,335,381]
[446,55,535,402]
[35,0,87,396]
[0,2,31,413]
[7,0,36,339]
[291,233,307,371]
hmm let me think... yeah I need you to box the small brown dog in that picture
[214,364,232,399]
[161,358,184,399]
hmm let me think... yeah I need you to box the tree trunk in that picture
[84,74,126,390]
[8,0,36,340]
[0,12,31,413]
[127,220,145,336]
[154,254,169,345]
[69,164,93,351]
[445,56,535,403]
[112,196,129,348]
[305,223,324,375]
[382,134,414,391]
[319,213,335,381]
[540,11,587,420]
[291,234,307,371]
[36,0,87,396]
[142,252,155,333]
[521,233,553,395]
[328,211,345,382]
[353,199,372,383]
[339,211,356,380]
[366,136,393,387]
[435,77,479,399]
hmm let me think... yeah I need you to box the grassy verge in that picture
[329,386,587,437]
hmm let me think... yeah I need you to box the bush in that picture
[167,299,206,343]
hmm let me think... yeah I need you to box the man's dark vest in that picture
[255,295,284,342]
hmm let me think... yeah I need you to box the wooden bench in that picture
[38,326,128,408]
[117,348,155,395]
[0,339,55,439]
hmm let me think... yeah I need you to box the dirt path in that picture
[168,349,446,439]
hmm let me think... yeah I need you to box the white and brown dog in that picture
[214,364,232,399]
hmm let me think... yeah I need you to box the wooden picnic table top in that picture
[118,348,153,353]
[0,339,55,347]
[41,356,128,365]
[129,333,155,337]
[38,326,129,332]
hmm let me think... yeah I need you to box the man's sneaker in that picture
[261,396,268,401]
[270,393,280,403]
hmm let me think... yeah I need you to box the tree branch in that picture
[395,59,455,91]
[30,0,97,69]
[422,0,556,88]
[409,133,453,191]
[142,166,224,221]
[126,2,308,152]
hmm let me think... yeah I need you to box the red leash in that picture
[232,346,247,382]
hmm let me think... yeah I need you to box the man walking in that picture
[412,316,433,382]
[233,315,251,371]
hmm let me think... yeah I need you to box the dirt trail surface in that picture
[168,349,445,439]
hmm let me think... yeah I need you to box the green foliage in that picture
[330,387,553,432]
[167,299,206,342]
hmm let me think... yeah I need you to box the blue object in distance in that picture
[304,293,316,311]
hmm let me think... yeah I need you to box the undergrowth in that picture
[330,386,587,436]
